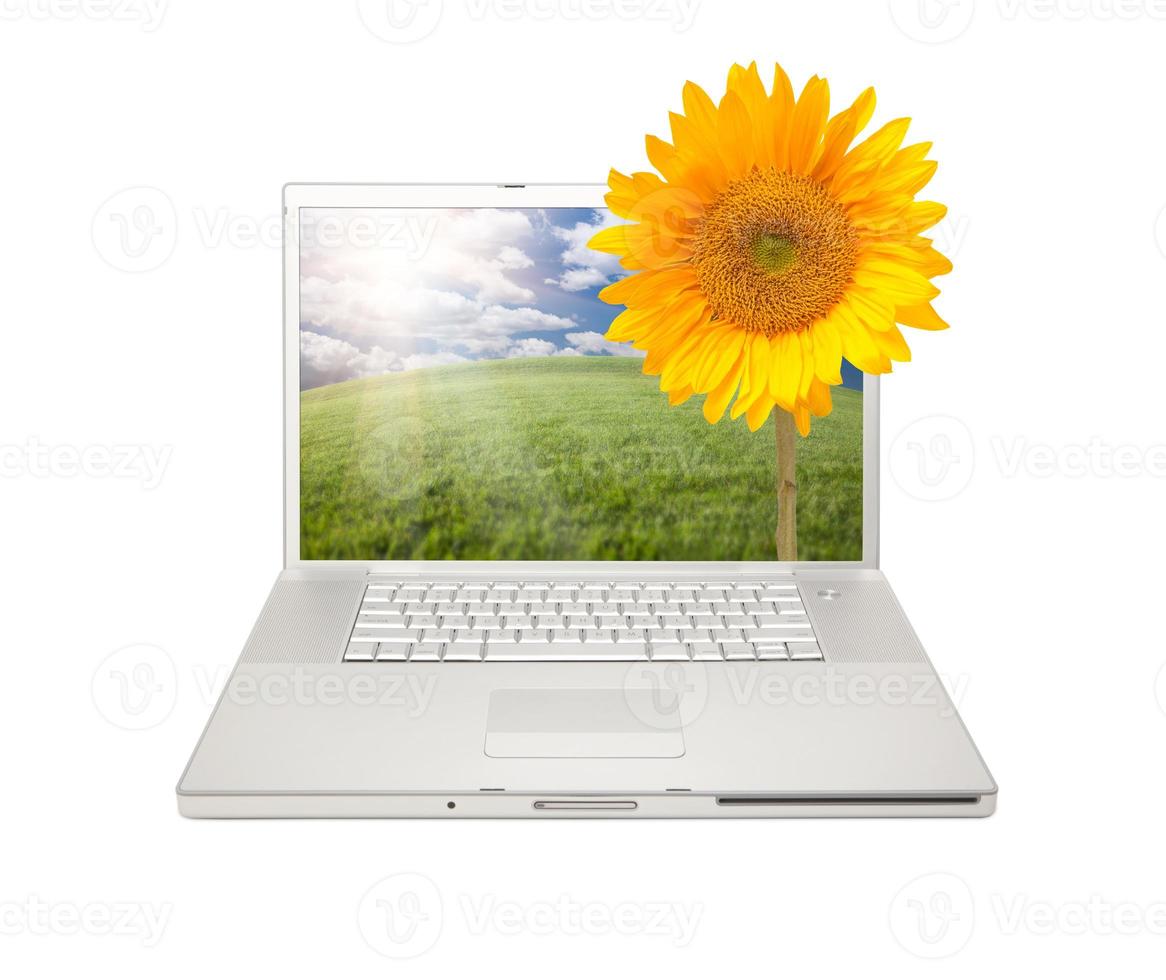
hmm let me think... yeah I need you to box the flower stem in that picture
[774,408,798,561]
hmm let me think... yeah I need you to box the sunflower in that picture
[589,61,952,436]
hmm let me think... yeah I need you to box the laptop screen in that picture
[298,206,863,561]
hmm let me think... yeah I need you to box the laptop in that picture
[177,182,996,818]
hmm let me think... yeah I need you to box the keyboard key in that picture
[650,643,690,661]
[486,628,519,644]
[689,642,723,660]
[375,642,411,661]
[345,642,377,661]
[722,643,756,660]
[756,643,789,660]
[788,642,823,660]
[613,628,646,644]
[444,642,483,661]
[410,642,444,661]
[484,643,646,661]
[351,628,421,642]
[746,626,816,642]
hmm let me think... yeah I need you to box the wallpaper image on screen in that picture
[299,207,863,561]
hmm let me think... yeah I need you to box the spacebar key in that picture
[483,642,647,661]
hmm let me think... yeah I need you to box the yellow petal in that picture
[807,377,833,417]
[746,393,775,432]
[776,332,802,409]
[588,225,629,255]
[810,317,844,384]
[694,325,746,393]
[702,353,743,423]
[812,86,875,182]
[770,63,795,170]
[896,302,950,331]
[716,89,754,177]
[870,324,912,362]
[788,76,830,173]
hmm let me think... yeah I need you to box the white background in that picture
[3,0,1166,975]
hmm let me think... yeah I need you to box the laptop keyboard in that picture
[342,580,822,663]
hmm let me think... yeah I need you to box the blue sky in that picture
[299,206,862,393]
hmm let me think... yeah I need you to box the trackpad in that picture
[485,689,685,758]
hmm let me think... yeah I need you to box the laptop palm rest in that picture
[484,689,685,759]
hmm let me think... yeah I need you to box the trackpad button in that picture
[484,689,685,758]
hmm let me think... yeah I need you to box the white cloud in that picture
[300,207,548,343]
[506,337,558,358]
[300,331,471,388]
[562,330,644,358]
[545,210,626,292]
[497,246,533,269]
[300,331,402,388]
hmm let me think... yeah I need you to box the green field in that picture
[300,356,862,561]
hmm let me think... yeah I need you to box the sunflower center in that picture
[750,232,798,273]
[691,169,859,336]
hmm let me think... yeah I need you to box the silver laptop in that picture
[177,183,995,818]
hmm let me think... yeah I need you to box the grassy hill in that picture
[300,356,862,561]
